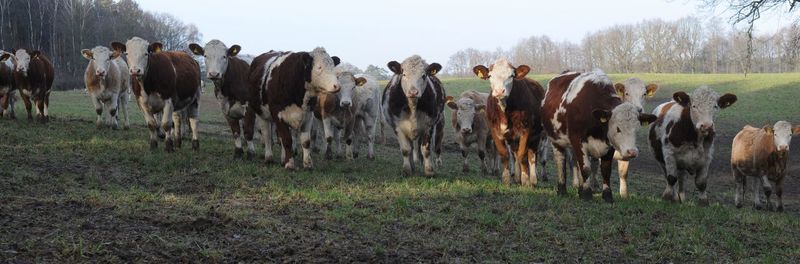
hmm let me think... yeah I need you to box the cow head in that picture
[0,51,13,64]
[614,78,658,112]
[767,121,796,154]
[119,37,163,78]
[305,47,341,94]
[446,95,485,134]
[673,86,737,136]
[81,46,120,79]
[13,49,40,77]
[388,55,441,104]
[189,40,241,81]
[335,71,366,108]
[473,59,530,103]
[593,102,657,161]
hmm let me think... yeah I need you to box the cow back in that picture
[141,51,200,102]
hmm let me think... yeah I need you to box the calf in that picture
[353,74,381,159]
[190,40,256,158]
[543,70,657,202]
[731,121,800,211]
[473,59,545,186]
[118,37,202,152]
[446,90,496,175]
[11,49,54,122]
[248,48,341,169]
[81,45,131,129]
[0,51,16,119]
[383,55,445,176]
[314,71,367,160]
[649,86,737,205]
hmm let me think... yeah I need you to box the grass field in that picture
[1,73,799,262]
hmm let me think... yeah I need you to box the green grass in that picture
[1,73,799,262]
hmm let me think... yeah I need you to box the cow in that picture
[117,37,202,152]
[81,46,131,129]
[0,51,16,119]
[353,73,382,160]
[445,90,497,175]
[10,49,54,122]
[542,70,657,202]
[649,86,737,205]
[313,70,367,160]
[248,48,341,169]
[575,77,659,197]
[382,55,445,177]
[473,59,545,186]
[189,40,256,158]
[731,121,800,211]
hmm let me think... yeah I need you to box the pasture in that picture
[1,73,799,262]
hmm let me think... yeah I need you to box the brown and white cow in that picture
[649,86,737,205]
[81,45,131,129]
[446,90,497,175]
[731,121,800,211]
[117,37,202,152]
[383,55,445,176]
[353,73,381,159]
[0,51,16,119]
[248,48,341,169]
[189,40,256,158]
[473,59,545,186]
[543,70,657,202]
[313,70,367,160]
[8,49,54,122]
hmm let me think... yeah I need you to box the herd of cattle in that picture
[0,37,798,211]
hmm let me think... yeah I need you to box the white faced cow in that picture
[649,86,737,206]
[81,45,131,129]
[314,70,367,160]
[9,49,54,122]
[0,50,16,119]
[446,90,497,175]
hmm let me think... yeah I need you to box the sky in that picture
[135,0,792,70]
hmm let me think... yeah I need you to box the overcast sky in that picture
[135,0,790,70]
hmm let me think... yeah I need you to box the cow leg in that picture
[577,152,593,200]
[434,121,444,167]
[20,92,32,121]
[695,166,711,207]
[259,116,274,163]
[552,144,568,196]
[589,157,601,192]
[397,131,414,176]
[760,175,773,211]
[364,114,377,160]
[538,140,549,181]
[300,111,314,169]
[733,169,745,208]
[617,160,631,199]
[421,133,434,177]
[171,110,183,149]
[0,94,7,118]
[44,92,50,122]
[35,97,46,123]
[90,93,103,129]
[243,110,257,160]
[322,118,334,160]
[275,121,295,170]
[676,170,687,203]
[600,151,614,203]
[527,148,538,188]
[493,134,511,185]
[120,91,130,129]
[753,178,764,210]
[227,116,243,158]
[344,120,355,161]
[160,99,176,152]
[458,137,470,172]
[776,178,784,212]
[187,98,200,150]
[109,92,121,129]
[662,150,679,202]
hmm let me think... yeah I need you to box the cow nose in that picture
[340,101,351,108]
[131,68,142,75]
[96,70,106,76]
[626,149,639,159]
[700,123,713,131]
[779,145,789,152]
[208,72,220,79]
[408,89,419,98]
[461,127,472,134]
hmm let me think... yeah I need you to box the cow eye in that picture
[616,127,621,133]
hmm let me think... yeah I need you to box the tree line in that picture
[0,0,201,90]
[446,17,800,76]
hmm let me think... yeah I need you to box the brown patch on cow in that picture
[541,72,580,137]
[653,102,676,127]
[732,125,788,182]
[667,107,698,148]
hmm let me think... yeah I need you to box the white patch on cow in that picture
[124,37,150,76]
[619,77,648,111]
[688,86,721,132]
[487,58,515,99]
[563,70,613,104]
[261,53,290,97]
[201,40,230,80]
[14,49,32,76]
[398,55,430,101]
[308,47,340,93]
[278,104,304,129]
[454,97,477,133]
[773,121,794,151]
[584,136,610,158]
[335,70,356,107]
[606,102,643,159]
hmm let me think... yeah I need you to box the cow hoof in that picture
[192,140,199,150]
[579,188,593,200]
[175,139,183,149]
[234,148,244,159]
[367,154,375,160]
[325,150,333,160]
[353,152,359,159]
[401,168,412,177]
[158,133,166,139]
[149,140,158,152]
[602,189,613,203]
[735,202,743,209]
[123,125,130,130]
[303,160,313,170]
[265,155,274,164]
[777,205,784,212]
[698,198,709,207]
[462,166,471,173]
[96,122,103,130]
[754,204,764,211]
[284,162,295,170]
[424,169,435,177]
[164,139,175,153]
[556,184,567,196]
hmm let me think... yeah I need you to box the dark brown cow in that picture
[0,51,16,118]
[9,49,54,122]
[382,55,445,177]
[118,37,202,152]
[190,40,255,159]
[473,59,545,186]
[247,48,341,170]
[542,70,656,202]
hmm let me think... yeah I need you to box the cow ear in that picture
[29,50,41,58]
[673,92,690,106]
[473,65,489,80]
[592,109,612,124]
[718,93,737,109]
[638,113,657,127]
[427,63,442,76]
[614,83,626,99]
[227,45,241,56]
[387,61,402,75]
[111,42,126,53]
[646,83,659,98]
[514,65,530,80]
[0,53,10,62]
[354,77,367,87]
[189,43,204,56]
[476,104,486,112]
[148,42,163,53]
[303,53,314,82]
[793,125,800,136]
[81,49,93,60]
[331,56,341,66]
[445,96,457,110]
[763,125,774,135]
